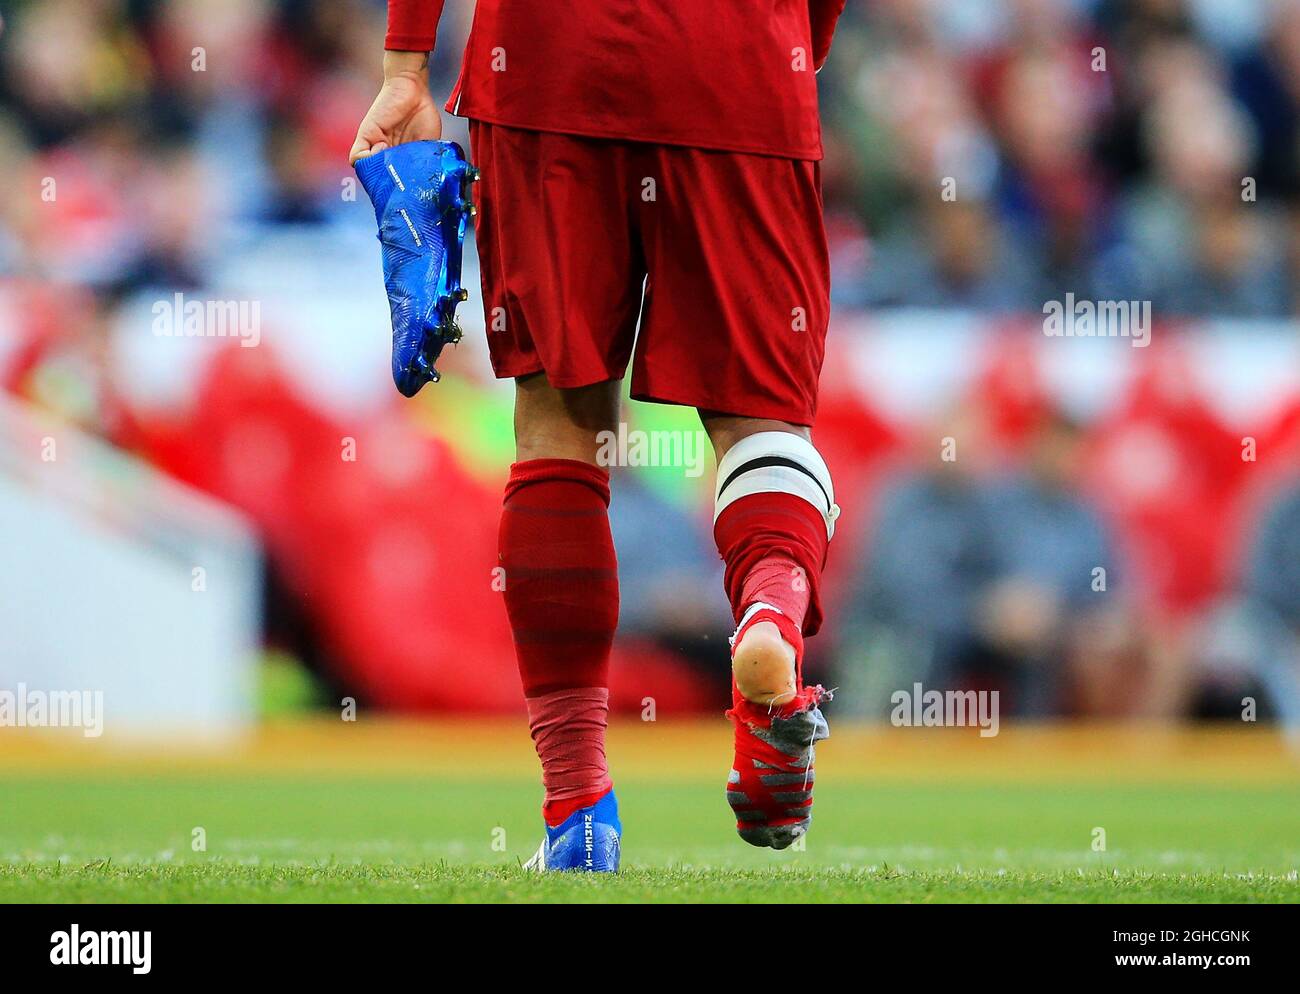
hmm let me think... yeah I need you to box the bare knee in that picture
[515,373,622,464]
[699,412,810,462]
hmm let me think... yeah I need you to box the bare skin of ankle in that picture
[732,620,797,706]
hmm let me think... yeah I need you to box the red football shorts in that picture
[469,121,830,425]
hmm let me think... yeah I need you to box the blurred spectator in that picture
[609,476,734,699]
[840,406,1132,717]
[820,0,1300,317]
[1196,482,1300,727]
[836,403,1000,715]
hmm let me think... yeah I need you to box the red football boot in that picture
[725,603,830,849]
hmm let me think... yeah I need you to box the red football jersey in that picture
[386,0,846,160]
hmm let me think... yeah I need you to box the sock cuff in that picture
[505,458,611,506]
[525,685,611,713]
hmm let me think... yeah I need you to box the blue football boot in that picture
[523,789,622,872]
[354,140,479,396]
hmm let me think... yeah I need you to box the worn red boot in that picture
[725,603,830,849]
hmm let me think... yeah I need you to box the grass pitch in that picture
[1,721,1297,903]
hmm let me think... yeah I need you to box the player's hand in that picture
[349,51,442,165]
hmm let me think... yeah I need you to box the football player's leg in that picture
[704,416,832,699]
[472,123,641,868]
[630,144,834,849]
[500,375,624,869]
[705,416,837,849]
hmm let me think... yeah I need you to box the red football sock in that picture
[527,688,613,826]
[499,458,618,824]
[713,491,829,638]
[738,556,811,631]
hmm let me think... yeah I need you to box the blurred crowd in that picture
[833,381,1300,726]
[3,0,1298,312]
[823,0,1300,316]
[1,0,1299,724]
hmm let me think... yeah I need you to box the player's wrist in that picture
[382,49,431,81]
